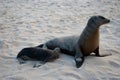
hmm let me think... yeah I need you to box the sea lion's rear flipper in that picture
[93,47,112,57]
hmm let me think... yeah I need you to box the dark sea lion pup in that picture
[38,16,110,68]
[17,47,60,67]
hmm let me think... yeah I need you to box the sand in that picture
[0,0,120,80]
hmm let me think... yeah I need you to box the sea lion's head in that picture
[49,47,60,60]
[88,16,110,27]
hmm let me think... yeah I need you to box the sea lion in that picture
[17,47,60,67]
[38,16,110,68]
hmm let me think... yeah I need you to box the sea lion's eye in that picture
[99,16,105,19]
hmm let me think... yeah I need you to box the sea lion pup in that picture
[17,47,60,67]
[38,16,110,68]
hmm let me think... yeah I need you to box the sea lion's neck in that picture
[78,23,100,44]
[84,23,100,37]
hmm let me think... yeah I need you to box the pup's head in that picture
[88,15,110,27]
[49,48,60,59]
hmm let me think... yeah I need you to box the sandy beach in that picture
[0,0,120,80]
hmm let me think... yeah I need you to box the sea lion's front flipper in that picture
[33,61,46,68]
[17,58,26,64]
[93,47,112,57]
[75,56,84,68]
[98,54,112,57]
[75,46,84,68]
[93,47,99,56]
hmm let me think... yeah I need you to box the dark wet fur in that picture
[37,44,74,56]
[17,47,59,63]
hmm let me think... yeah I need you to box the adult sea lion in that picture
[17,47,60,67]
[38,16,110,68]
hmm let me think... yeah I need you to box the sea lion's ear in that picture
[91,18,96,24]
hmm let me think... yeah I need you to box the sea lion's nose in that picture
[108,19,110,22]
